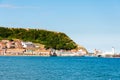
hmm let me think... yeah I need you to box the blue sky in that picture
[0,0,120,52]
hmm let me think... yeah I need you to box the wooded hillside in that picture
[0,27,77,50]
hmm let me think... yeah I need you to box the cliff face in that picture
[0,27,86,51]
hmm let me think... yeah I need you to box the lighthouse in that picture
[112,47,115,54]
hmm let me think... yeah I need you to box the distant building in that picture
[1,40,9,43]
[6,41,15,48]
[6,49,25,55]
[21,42,35,48]
[0,42,6,49]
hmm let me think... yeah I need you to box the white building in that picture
[21,42,35,48]
[96,47,116,57]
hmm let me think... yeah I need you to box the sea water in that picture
[0,56,120,80]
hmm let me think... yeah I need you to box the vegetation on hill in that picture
[0,27,77,50]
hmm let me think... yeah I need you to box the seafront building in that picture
[0,39,49,56]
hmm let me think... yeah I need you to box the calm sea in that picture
[0,56,120,80]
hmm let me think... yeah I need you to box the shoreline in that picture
[0,55,120,58]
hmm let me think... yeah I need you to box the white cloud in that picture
[0,4,19,8]
[0,4,40,9]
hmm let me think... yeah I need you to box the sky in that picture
[0,0,120,52]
